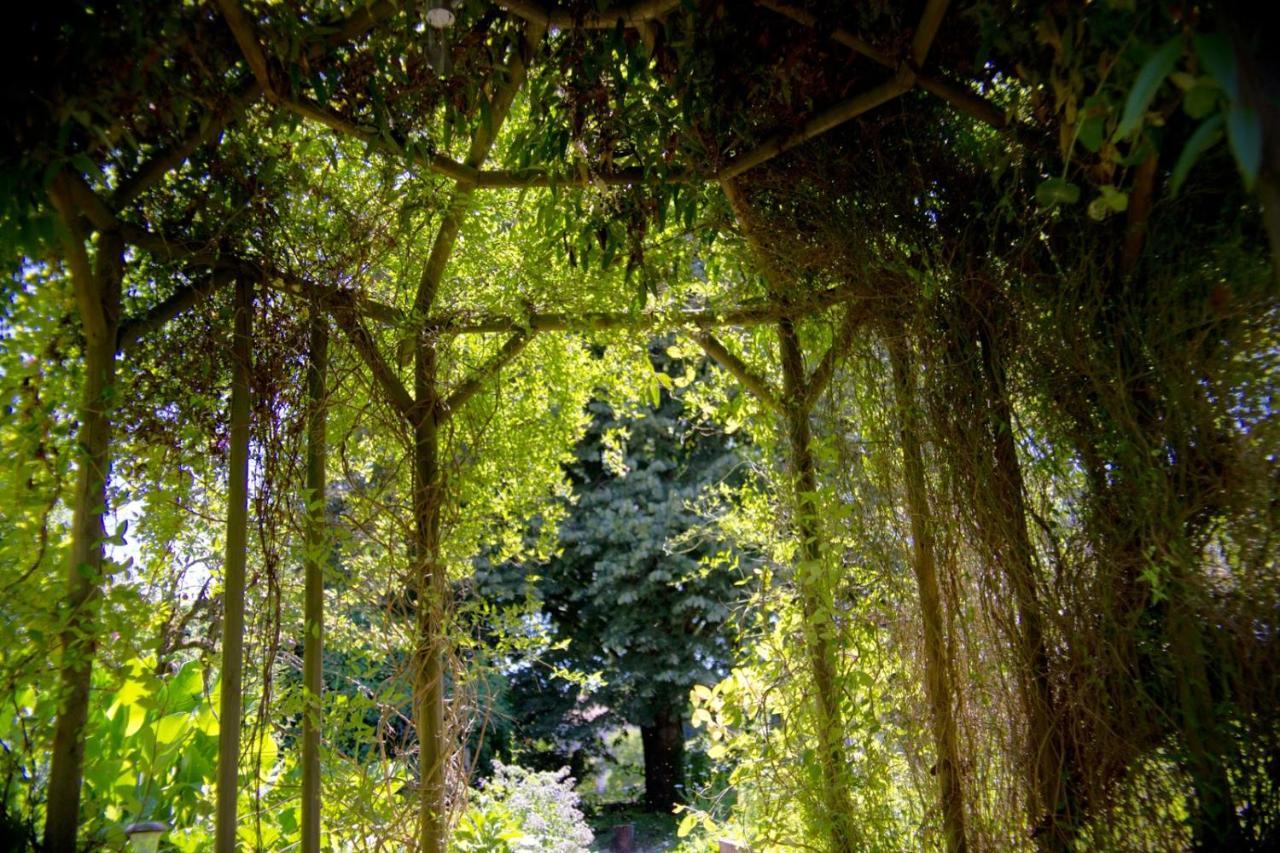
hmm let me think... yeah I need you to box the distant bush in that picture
[453,762,593,853]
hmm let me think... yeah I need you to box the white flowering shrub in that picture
[452,762,594,853]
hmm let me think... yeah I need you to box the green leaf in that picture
[1117,36,1183,139]
[123,702,147,738]
[1077,114,1105,152]
[677,813,699,838]
[1089,184,1129,219]
[1035,178,1081,207]
[155,712,190,746]
[1182,80,1220,119]
[164,662,204,714]
[1171,114,1224,195]
[1227,103,1262,189]
[1194,33,1237,99]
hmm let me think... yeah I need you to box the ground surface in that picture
[587,804,680,852]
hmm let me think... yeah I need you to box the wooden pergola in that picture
[39,2,1031,851]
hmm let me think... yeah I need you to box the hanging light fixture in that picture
[425,3,455,29]
[424,2,456,74]
[124,821,169,853]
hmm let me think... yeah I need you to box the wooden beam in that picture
[329,303,416,418]
[214,0,277,99]
[474,165,697,188]
[691,330,783,415]
[215,276,254,853]
[423,280,864,334]
[911,0,951,67]
[279,95,480,184]
[718,77,912,181]
[437,331,533,419]
[113,81,263,207]
[803,301,869,410]
[754,0,1010,133]
[414,22,545,316]
[497,0,680,29]
[300,311,328,853]
[114,0,401,207]
[116,273,225,353]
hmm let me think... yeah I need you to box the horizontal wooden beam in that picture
[72,170,864,347]
[497,0,679,29]
[421,281,864,334]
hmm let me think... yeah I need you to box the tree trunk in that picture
[43,220,123,852]
[414,339,449,853]
[301,313,328,853]
[639,707,686,813]
[776,317,859,853]
[215,278,253,852]
[887,332,968,853]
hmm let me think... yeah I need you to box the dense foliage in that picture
[2,1,1278,851]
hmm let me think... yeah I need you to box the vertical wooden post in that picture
[776,317,858,853]
[413,335,448,853]
[301,313,328,853]
[970,316,1070,847]
[887,330,968,853]
[215,277,253,852]
[43,197,123,851]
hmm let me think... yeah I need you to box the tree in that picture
[476,341,751,813]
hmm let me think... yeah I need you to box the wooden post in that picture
[413,334,449,852]
[887,330,968,852]
[775,317,859,853]
[969,315,1070,847]
[215,278,253,852]
[301,313,328,853]
[42,199,123,851]
[611,823,635,852]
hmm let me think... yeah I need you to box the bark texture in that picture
[301,314,328,853]
[640,707,686,813]
[215,278,253,852]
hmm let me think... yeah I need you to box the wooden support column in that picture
[215,278,254,852]
[301,313,328,853]
[412,337,449,853]
[714,177,860,852]
[969,315,1071,848]
[887,330,968,853]
[775,317,859,853]
[43,186,123,852]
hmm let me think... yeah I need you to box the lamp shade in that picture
[124,821,169,853]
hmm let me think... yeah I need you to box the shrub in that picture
[453,762,593,853]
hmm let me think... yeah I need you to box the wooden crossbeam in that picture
[214,0,276,98]
[414,24,545,317]
[692,330,783,414]
[754,0,1011,133]
[718,76,912,181]
[66,167,867,348]
[116,274,223,353]
[329,301,416,417]
[437,332,534,420]
[803,301,870,409]
[497,0,680,29]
